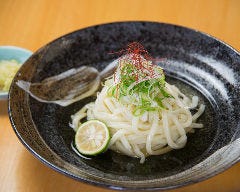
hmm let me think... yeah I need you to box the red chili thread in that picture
[110,42,165,97]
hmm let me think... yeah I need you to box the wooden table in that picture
[0,0,240,191]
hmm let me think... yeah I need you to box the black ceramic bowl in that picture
[9,22,240,190]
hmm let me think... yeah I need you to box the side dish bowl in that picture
[0,46,32,99]
[8,22,240,190]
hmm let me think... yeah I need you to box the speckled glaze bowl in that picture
[8,22,240,190]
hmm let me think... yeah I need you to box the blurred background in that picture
[0,0,240,192]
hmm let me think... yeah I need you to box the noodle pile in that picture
[70,78,205,163]
[71,43,205,163]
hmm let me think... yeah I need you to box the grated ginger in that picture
[0,59,20,91]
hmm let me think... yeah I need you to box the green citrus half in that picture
[75,120,110,155]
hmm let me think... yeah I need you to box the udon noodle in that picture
[70,73,205,163]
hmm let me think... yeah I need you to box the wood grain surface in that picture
[0,0,240,192]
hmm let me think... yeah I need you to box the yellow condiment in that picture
[0,59,20,91]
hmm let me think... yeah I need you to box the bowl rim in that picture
[0,45,33,55]
[8,21,240,191]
